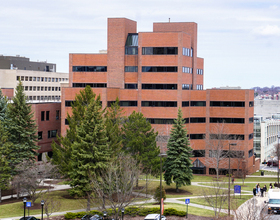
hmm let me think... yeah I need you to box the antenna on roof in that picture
[169,18,170,22]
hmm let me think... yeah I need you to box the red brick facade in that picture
[62,18,258,175]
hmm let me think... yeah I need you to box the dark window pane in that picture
[191,101,206,106]
[125,84,138,89]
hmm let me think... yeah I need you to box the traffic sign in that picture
[234,185,241,194]
[185,198,190,204]
[26,202,31,207]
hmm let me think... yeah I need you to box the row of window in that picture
[142,66,178,72]
[197,69,203,75]
[193,149,254,158]
[182,67,193,73]
[125,66,138,72]
[72,66,107,72]
[38,130,57,140]
[24,86,61,92]
[41,110,60,121]
[196,85,203,90]
[142,47,178,55]
[182,47,193,57]
[72,83,107,88]
[17,76,68,82]
[182,84,192,90]
[28,96,61,101]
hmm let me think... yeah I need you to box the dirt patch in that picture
[165,188,192,195]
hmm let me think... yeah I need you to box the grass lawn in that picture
[178,195,253,210]
[250,170,277,176]
[143,202,226,218]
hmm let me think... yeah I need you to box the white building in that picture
[254,115,280,162]
[0,69,69,101]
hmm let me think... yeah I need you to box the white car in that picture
[144,214,166,220]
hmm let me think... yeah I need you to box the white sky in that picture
[0,0,279,89]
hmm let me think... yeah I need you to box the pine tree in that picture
[6,81,39,169]
[122,111,160,186]
[104,98,123,158]
[0,120,12,202]
[163,108,193,192]
[52,85,96,176]
[0,89,8,122]
[68,97,110,211]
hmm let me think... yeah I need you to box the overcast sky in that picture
[1,0,279,89]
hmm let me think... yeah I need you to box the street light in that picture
[41,200,44,220]
[103,211,107,220]
[158,153,167,220]
[23,197,27,220]
[228,143,236,217]
[276,133,280,183]
[121,208,125,220]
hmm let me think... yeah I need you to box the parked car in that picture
[81,215,93,220]
[144,214,166,220]
[19,217,40,220]
[267,160,278,167]
[81,214,103,220]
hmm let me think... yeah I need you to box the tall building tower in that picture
[62,18,258,175]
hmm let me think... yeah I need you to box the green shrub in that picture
[89,210,103,216]
[176,210,187,217]
[125,206,140,217]
[163,208,177,216]
[75,212,87,218]
[153,185,166,203]
[65,212,78,219]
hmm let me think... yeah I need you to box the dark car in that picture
[267,160,278,167]
[81,215,93,220]
[19,217,40,220]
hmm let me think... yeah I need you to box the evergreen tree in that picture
[52,85,96,176]
[122,111,160,186]
[0,120,12,202]
[6,81,38,169]
[163,108,193,192]
[105,98,123,157]
[69,97,110,211]
[0,89,8,122]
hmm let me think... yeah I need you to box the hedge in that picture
[64,207,186,219]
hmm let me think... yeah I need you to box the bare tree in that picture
[206,122,241,180]
[41,189,61,220]
[202,180,229,219]
[13,160,58,205]
[233,197,272,220]
[89,153,149,220]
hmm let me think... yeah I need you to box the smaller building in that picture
[254,115,280,162]
[0,55,56,72]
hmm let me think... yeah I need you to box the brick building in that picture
[62,18,259,175]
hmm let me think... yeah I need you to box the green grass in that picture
[178,195,253,210]
[142,202,222,218]
[250,170,277,176]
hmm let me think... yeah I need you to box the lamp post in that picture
[121,208,124,220]
[103,211,107,220]
[41,200,44,220]
[272,131,280,184]
[228,143,236,217]
[158,153,167,220]
[23,197,27,220]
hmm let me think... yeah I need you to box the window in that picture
[210,101,245,107]
[48,78,51,82]
[33,77,36,81]
[46,111,49,121]
[52,78,54,82]
[182,67,192,73]
[41,111,45,121]
[210,118,245,124]
[72,83,107,88]
[125,84,138,89]
[37,77,40,81]
[249,117,254,123]
[141,101,177,107]
[192,150,205,157]
[41,77,44,82]
[142,84,177,90]
[189,134,205,139]
[125,33,138,55]
[37,86,40,91]
[249,133,254,140]
[248,149,253,157]
[56,110,60,120]
[44,77,47,82]
[29,86,32,91]
[196,85,203,90]
[48,130,57,138]
[52,87,54,91]
[125,66,138,72]
[182,84,192,90]
[142,47,178,55]
[120,101,137,106]
[48,87,51,91]
[55,78,58,82]
[249,101,254,107]
[72,66,107,72]
[29,76,32,81]
[65,100,75,107]
[142,66,178,72]
[183,47,191,56]
[25,86,28,91]
[65,119,69,125]
[16,76,20,80]
[197,69,203,75]
[182,101,189,107]
[38,131,43,140]
[210,134,244,140]
[190,117,206,123]
[148,118,175,124]
[33,86,36,91]
[190,101,206,106]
